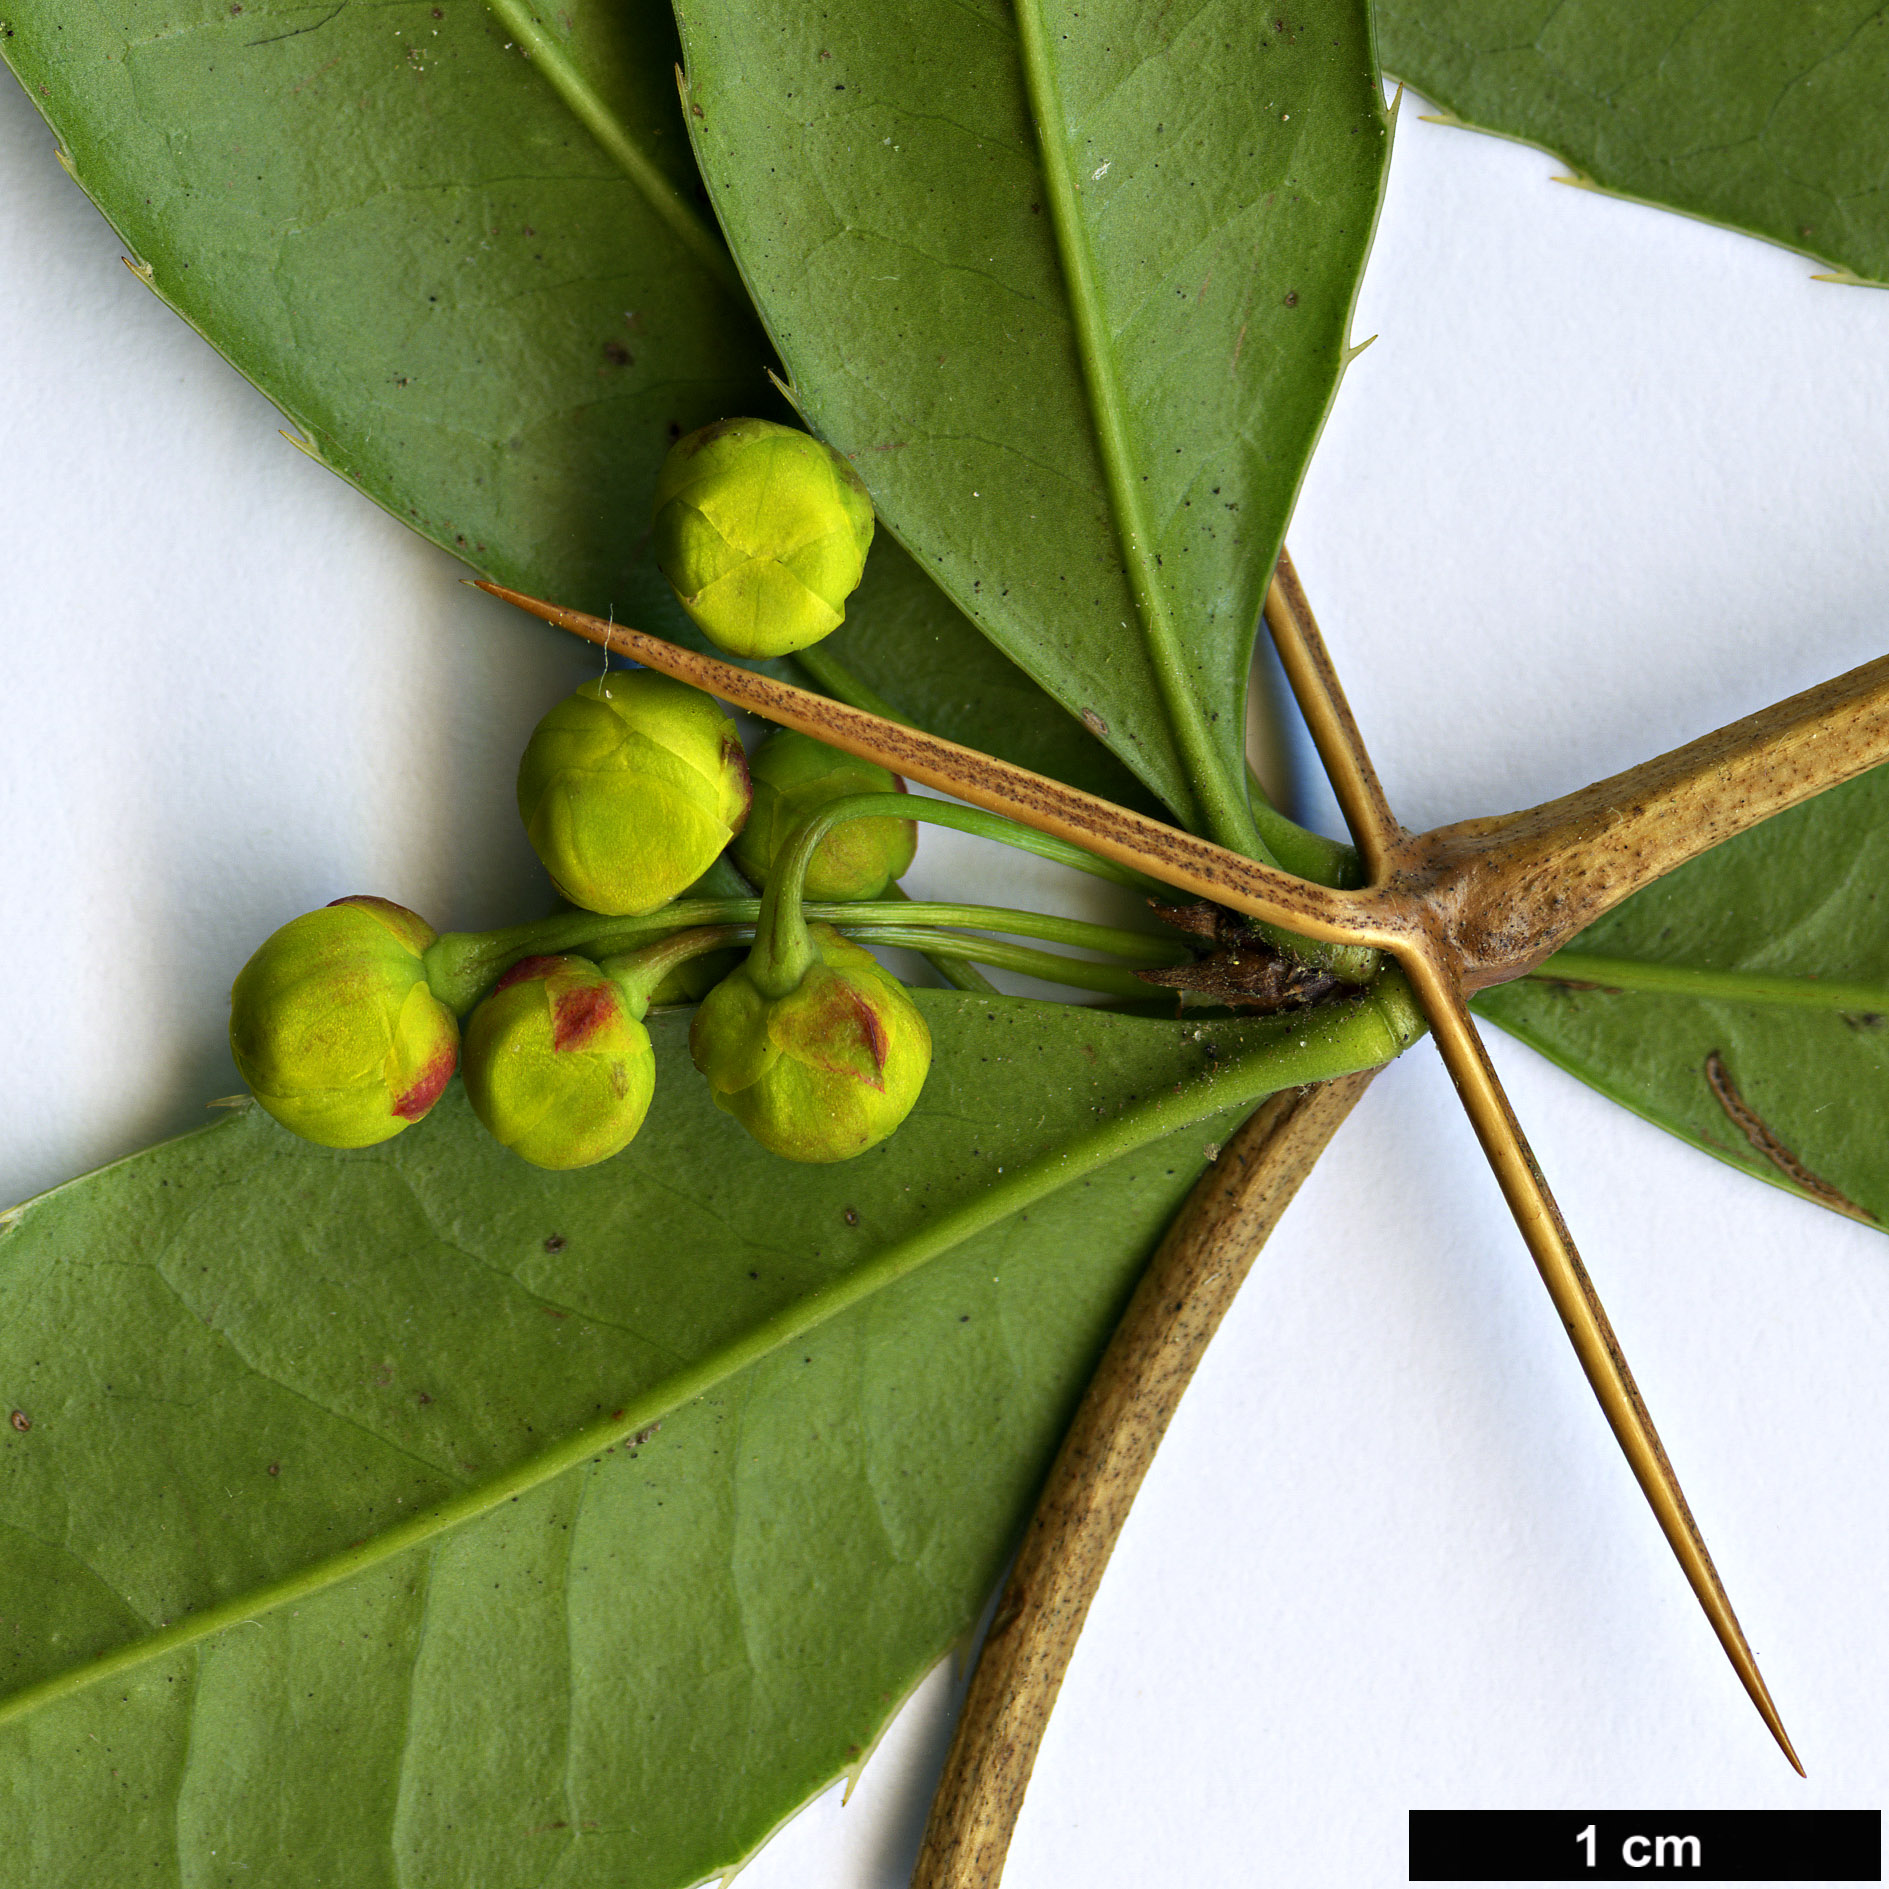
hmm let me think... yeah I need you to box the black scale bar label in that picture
[1410,1809,1880,1881]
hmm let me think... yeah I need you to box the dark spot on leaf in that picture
[603,341,632,367]
[544,1234,566,1253]
[668,420,683,441]
[843,1207,859,1226]
[8,1411,27,1433]
[1705,1049,1876,1223]
[266,1463,280,1476]
[1283,290,1298,307]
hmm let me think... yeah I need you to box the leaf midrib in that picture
[483,0,744,303]
[1526,952,1889,1012]
[0,1026,1335,1734]
[1008,0,1260,857]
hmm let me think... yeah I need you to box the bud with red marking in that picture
[461,955,656,1170]
[689,924,930,1162]
[229,896,459,1148]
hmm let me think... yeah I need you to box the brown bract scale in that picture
[1138,900,1359,1011]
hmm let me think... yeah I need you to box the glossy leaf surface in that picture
[1476,766,1889,1225]
[819,540,1167,816]
[0,0,1142,802]
[1377,0,1889,286]
[0,995,1389,1886]
[2,0,764,633]
[673,0,1390,838]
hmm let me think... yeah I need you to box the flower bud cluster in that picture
[229,424,939,1171]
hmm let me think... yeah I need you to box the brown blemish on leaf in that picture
[1704,1050,1876,1224]
[8,1411,29,1433]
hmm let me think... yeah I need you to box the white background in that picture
[5,66,1889,1889]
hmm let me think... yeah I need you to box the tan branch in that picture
[1263,554,1404,878]
[1407,651,1889,986]
[1398,950,1803,1773]
[473,582,1387,953]
[478,569,1872,1780]
[911,1073,1377,1889]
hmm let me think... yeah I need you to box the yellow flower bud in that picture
[461,956,655,1170]
[732,729,917,901]
[517,672,751,916]
[229,896,458,1148]
[690,925,930,1162]
[653,418,875,658]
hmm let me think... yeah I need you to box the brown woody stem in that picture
[476,570,1879,1787]
[1263,553,1404,877]
[1408,651,1889,986]
[910,1073,1377,1889]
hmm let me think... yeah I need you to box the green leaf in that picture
[671,0,1391,844]
[816,539,1169,816]
[1,0,770,633]
[1474,765,1889,1227]
[0,0,1146,804]
[1375,0,1889,287]
[0,993,1409,1886]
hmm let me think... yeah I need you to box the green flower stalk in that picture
[516,672,751,917]
[732,728,917,900]
[229,896,458,1148]
[652,418,875,658]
